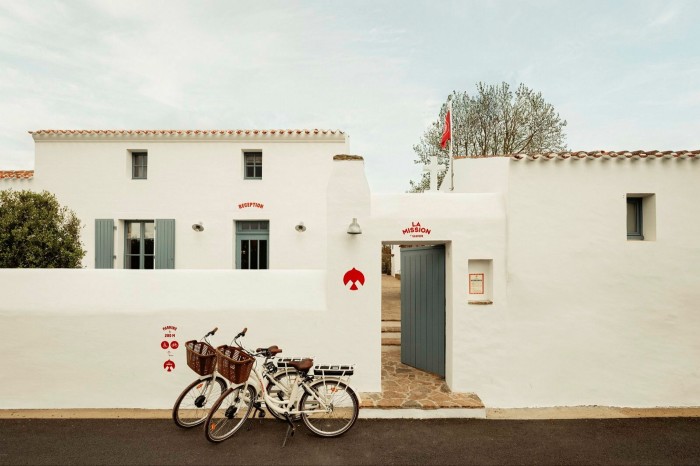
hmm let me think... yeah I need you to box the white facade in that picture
[447,153,700,406]
[1,136,699,410]
[28,129,349,269]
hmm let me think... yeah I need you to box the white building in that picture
[1,131,698,411]
[6,129,349,270]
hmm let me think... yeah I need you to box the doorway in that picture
[381,243,446,377]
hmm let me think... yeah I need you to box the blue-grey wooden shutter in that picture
[95,219,115,269]
[155,219,175,269]
[400,246,446,377]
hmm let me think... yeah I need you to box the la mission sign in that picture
[402,221,431,238]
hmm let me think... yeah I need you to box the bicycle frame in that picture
[243,361,345,417]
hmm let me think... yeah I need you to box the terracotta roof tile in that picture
[454,150,700,160]
[0,170,34,180]
[29,129,344,137]
[512,150,700,160]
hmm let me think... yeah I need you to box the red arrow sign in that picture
[343,268,365,291]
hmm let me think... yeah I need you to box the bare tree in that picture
[409,82,567,192]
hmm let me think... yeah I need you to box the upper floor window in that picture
[626,197,643,240]
[244,151,262,180]
[132,151,148,179]
[626,194,656,241]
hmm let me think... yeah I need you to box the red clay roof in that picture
[29,129,343,136]
[0,170,34,179]
[453,150,700,160]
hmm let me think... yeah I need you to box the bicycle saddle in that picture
[256,345,283,356]
[286,358,314,373]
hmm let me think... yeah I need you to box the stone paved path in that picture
[362,347,483,409]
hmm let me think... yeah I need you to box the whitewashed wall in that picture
[2,145,699,410]
[0,269,384,408]
[30,133,348,269]
[452,156,700,408]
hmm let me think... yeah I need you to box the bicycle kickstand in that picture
[282,413,295,447]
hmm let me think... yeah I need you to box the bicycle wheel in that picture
[204,384,256,443]
[299,379,359,437]
[172,376,227,428]
[265,370,300,421]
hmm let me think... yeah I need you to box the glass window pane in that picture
[144,238,154,255]
[259,240,267,269]
[127,223,141,255]
[250,240,259,269]
[144,256,155,269]
[244,153,262,179]
[129,255,140,270]
[627,201,637,233]
[241,240,249,269]
[132,153,147,179]
[128,239,140,255]
[144,222,155,254]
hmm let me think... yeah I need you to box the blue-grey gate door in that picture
[400,245,446,377]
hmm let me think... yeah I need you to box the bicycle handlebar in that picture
[204,327,218,338]
[235,327,248,339]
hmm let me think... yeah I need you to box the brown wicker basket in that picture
[216,345,254,384]
[185,340,217,376]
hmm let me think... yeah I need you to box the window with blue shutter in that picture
[155,219,176,269]
[95,219,115,269]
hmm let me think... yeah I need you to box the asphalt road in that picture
[1,418,699,465]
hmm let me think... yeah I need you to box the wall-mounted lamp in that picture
[347,218,362,235]
[295,222,306,232]
[192,222,204,232]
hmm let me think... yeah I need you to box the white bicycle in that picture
[172,327,298,428]
[204,328,359,444]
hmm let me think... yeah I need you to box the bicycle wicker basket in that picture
[185,340,217,376]
[216,345,254,384]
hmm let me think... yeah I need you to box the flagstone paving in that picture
[362,347,483,409]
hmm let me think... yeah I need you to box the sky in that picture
[0,0,698,192]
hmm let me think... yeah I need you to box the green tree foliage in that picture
[410,82,568,192]
[0,190,85,268]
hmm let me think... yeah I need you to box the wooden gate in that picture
[400,245,446,377]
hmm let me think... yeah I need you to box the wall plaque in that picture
[469,273,484,295]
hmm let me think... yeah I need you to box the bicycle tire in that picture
[265,370,300,422]
[204,384,256,443]
[299,379,359,437]
[172,376,227,428]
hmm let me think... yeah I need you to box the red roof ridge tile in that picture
[29,129,345,137]
[0,170,34,180]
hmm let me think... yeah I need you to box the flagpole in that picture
[448,95,454,191]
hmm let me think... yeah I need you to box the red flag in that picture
[440,110,451,149]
